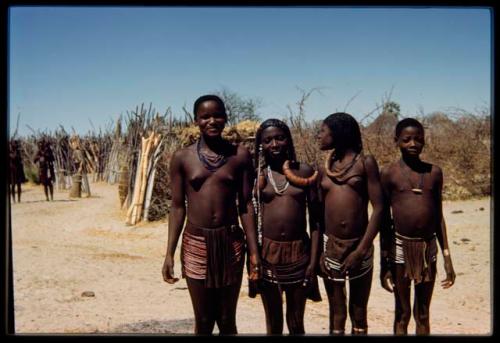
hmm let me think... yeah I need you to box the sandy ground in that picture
[11,181,492,335]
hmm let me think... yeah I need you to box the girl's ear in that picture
[393,136,398,144]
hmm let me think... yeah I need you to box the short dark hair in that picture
[323,112,362,154]
[255,118,296,167]
[395,118,424,138]
[193,95,226,119]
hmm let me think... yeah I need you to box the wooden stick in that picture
[135,133,154,223]
[126,137,146,224]
[144,135,163,221]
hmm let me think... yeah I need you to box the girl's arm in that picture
[433,166,456,289]
[162,150,186,284]
[379,165,395,292]
[306,165,321,279]
[237,146,261,280]
[341,155,384,273]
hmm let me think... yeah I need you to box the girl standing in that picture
[162,95,261,335]
[317,112,384,335]
[251,119,321,334]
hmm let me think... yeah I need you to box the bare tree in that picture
[285,87,325,167]
[214,87,262,125]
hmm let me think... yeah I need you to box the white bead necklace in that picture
[267,165,289,195]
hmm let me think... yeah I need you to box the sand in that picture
[11,181,492,335]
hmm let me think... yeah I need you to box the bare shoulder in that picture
[362,154,379,168]
[380,161,398,182]
[171,144,195,163]
[296,162,316,178]
[236,143,252,161]
[430,163,443,180]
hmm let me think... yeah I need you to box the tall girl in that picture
[317,112,384,335]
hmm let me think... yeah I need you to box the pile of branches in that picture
[16,132,45,184]
[119,103,260,224]
[12,91,490,227]
[119,103,189,225]
[16,123,117,190]
[82,130,114,183]
[15,129,66,187]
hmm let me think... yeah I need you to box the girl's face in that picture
[195,100,227,138]
[396,126,425,156]
[260,126,289,161]
[317,123,334,151]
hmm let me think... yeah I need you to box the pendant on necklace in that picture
[399,159,424,195]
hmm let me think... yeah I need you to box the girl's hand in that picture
[303,263,316,285]
[441,255,456,289]
[248,253,262,281]
[380,264,395,293]
[162,255,179,284]
[340,249,364,274]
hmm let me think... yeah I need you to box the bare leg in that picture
[43,184,49,201]
[260,281,284,334]
[413,262,436,335]
[284,283,307,335]
[49,183,54,201]
[186,277,217,335]
[323,278,347,335]
[17,183,22,202]
[392,264,412,335]
[11,184,16,203]
[215,274,242,335]
[348,268,373,335]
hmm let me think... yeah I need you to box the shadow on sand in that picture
[111,318,194,334]
[19,199,78,204]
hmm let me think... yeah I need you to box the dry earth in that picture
[11,181,492,335]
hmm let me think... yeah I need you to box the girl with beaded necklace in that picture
[317,112,384,335]
[250,118,322,335]
[161,95,261,335]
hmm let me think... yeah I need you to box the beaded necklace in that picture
[267,165,290,195]
[196,138,227,172]
[252,145,265,245]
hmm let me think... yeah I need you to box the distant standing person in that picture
[379,118,455,335]
[161,95,261,335]
[70,136,91,197]
[9,139,26,203]
[250,119,322,335]
[317,112,384,335]
[34,139,55,201]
